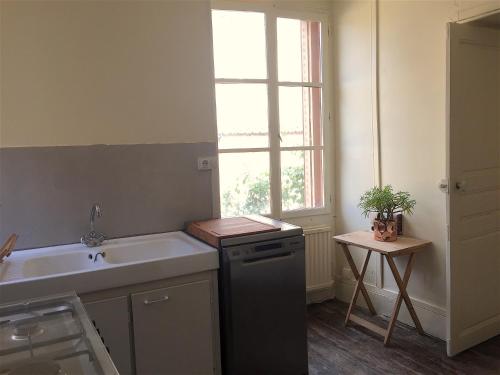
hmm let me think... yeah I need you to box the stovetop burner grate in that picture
[11,323,45,341]
[6,359,64,375]
[0,293,117,375]
[0,300,84,358]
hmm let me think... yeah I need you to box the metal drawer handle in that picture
[143,296,169,305]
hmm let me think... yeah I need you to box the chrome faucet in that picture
[81,203,106,247]
[90,204,101,232]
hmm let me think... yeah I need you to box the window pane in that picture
[279,87,323,147]
[281,150,324,211]
[219,152,270,217]
[216,84,269,149]
[277,18,322,82]
[212,10,267,79]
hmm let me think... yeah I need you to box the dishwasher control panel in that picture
[223,236,304,261]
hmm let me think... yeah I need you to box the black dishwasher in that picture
[218,222,308,375]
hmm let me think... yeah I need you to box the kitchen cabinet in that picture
[80,271,220,375]
[84,296,133,375]
[132,280,215,375]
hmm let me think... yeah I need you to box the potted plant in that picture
[358,185,416,242]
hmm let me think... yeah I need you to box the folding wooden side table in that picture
[333,231,431,345]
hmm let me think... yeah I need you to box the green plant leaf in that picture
[358,185,416,221]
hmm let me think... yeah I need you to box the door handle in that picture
[143,296,169,305]
[455,181,467,192]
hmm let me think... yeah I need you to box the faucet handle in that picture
[92,203,102,217]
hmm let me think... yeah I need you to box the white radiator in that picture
[303,226,334,297]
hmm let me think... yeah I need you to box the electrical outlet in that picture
[197,157,213,171]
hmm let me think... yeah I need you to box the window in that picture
[212,7,329,218]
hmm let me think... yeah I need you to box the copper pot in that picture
[373,219,397,242]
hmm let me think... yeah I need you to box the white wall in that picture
[331,0,378,282]
[0,1,220,250]
[0,0,217,147]
[381,0,465,305]
[457,0,500,20]
[331,0,460,339]
[332,0,499,340]
[378,0,458,338]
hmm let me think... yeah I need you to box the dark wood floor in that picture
[307,299,500,375]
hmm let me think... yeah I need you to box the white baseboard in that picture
[307,281,335,304]
[336,277,447,340]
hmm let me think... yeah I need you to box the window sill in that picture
[280,207,331,219]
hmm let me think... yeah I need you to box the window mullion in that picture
[266,12,281,219]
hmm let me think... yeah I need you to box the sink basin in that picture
[102,236,201,264]
[22,251,96,278]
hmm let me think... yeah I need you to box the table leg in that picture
[341,244,376,324]
[384,253,424,345]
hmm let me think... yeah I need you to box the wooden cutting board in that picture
[186,217,280,248]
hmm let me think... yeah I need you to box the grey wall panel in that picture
[0,143,216,249]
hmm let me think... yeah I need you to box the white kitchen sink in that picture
[22,251,97,278]
[0,232,218,303]
[102,233,202,264]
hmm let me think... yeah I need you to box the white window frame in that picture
[212,1,333,220]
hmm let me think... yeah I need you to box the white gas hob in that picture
[0,292,118,375]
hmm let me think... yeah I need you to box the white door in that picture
[447,22,500,356]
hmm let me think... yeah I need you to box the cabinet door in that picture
[131,280,214,375]
[84,296,133,375]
